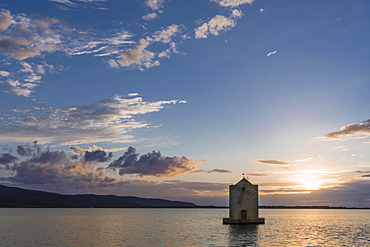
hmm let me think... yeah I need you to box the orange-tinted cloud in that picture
[256,160,291,165]
[319,119,370,140]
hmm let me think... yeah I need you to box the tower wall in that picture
[229,181,259,220]
[223,178,264,224]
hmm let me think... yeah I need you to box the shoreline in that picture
[1,206,369,209]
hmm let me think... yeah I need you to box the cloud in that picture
[84,150,113,162]
[0,1,253,97]
[32,17,59,29]
[0,9,138,96]
[70,145,107,156]
[111,24,183,70]
[261,180,370,207]
[17,145,35,157]
[0,94,186,145]
[67,32,134,57]
[0,36,40,60]
[151,24,181,43]
[116,38,157,68]
[49,0,78,7]
[0,10,11,32]
[195,15,236,39]
[245,172,272,177]
[256,160,291,165]
[356,170,370,174]
[0,71,10,77]
[295,157,314,162]
[0,61,56,97]
[1,148,116,187]
[0,11,62,60]
[145,0,165,10]
[355,171,370,177]
[3,83,33,97]
[0,153,18,165]
[209,169,230,173]
[267,50,277,56]
[143,13,158,21]
[0,144,203,194]
[319,119,370,140]
[231,9,243,18]
[108,59,119,68]
[49,0,108,9]
[108,146,137,168]
[108,147,201,177]
[193,168,231,173]
[0,0,258,98]
[211,0,254,7]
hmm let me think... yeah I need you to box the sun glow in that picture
[293,169,325,191]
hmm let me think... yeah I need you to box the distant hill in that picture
[0,185,197,208]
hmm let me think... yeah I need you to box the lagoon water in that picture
[0,208,369,246]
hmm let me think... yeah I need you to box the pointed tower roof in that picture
[235,177,253,186]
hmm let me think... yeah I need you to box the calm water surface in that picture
[0,208,369,246]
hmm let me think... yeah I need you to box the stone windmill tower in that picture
[223,176,265,224]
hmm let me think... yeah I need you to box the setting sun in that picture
[293,170,326,191]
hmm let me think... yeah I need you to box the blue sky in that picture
[0,0,369,206]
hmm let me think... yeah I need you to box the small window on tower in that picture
[242,187,245,192]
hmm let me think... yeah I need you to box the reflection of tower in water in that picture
[228,224,259,247]
[223,176,265,224]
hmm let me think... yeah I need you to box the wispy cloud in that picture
[0,9,185,97]
[143,0,165,21]
[0,9,135,63]
[0,10,135,96]
[0,0,257,97]
[49,0,109,9]
[67,32,134,57]
[0,9,134,60]
[0,61,56,97]
[195,14,237,39]
[193,168,231,173]
[110,24,184,70]
[0,61,55,97]
[49,0,78,7]
[319,119,370,141]
[211,0,254,7]
[356,170,370,177]
[267,50,277,56]
[0,94,186,146]
[0,0,263,100]
[142,13,158,21]
[256,160,291,165]
[245,171,273,177]
[356,170,370,174]
[294,157,314,162]
[0,9,182,95]
[262,180,370,207]
[245,172,272,177]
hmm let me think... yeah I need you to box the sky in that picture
[0,0,369,207]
